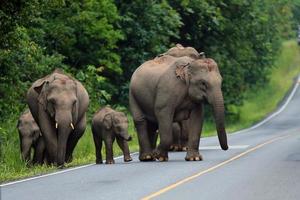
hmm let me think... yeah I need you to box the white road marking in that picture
[0,152,138,187]
[200,145,249,150]
[234,75,300,134]
[1,75,299,187]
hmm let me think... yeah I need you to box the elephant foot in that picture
[139,152,155,161]
[105,159,115,164]
[57,164,65,169]
[96,159,103,164]
[124,156,133,162]
[169,145,175,151]
[170,144,181,151]
[185,151,202,161]
[65,155,73,163]
[153,149,168,162]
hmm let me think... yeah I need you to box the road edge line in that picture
[233,75,300,134]
[0,152,138,187]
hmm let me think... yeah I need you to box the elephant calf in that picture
[92,107,132,164]
[169,122,188,152]
[17,109,45,164]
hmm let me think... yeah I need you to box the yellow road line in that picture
[142,135,290,200]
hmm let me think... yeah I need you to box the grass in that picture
[226,40,300,132]
[1,40,300,183]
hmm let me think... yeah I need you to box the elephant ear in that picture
[72,81,79,123]
[175,62,190,85]
[103,114,112,130]
[34,80,50,111]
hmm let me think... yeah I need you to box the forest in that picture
[1,0,300,180]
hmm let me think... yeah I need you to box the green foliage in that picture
[0,27,64,121]
[168,0,294,109]
[115,0,182,104]
[39,0,123,73]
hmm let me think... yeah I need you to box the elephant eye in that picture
[199,81,207,90]
[49,98,56,105]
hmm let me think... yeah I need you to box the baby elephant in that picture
[17,110,45,164]
[92,107,132,164]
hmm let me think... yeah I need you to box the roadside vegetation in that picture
[1,40,299,183]
[1,0,300,182]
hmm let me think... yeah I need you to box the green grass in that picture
[226,40,300,132]
[0,116,139,182]
[190,40,300,136]
[1,40,300,183]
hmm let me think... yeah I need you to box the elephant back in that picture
[164,44,200,59]
[92,106,114,125]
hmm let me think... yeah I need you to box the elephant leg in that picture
[185,106,204,161]
[154,109,174,161]
[147,122,158,150]
[32,137,46,165]
[130,93,154,161]
[116,138,132,162]
[179,120,189,151]
[92,126,103,164]
[105,136,115,164]
[65,115,86,163]
[171,123,181,151]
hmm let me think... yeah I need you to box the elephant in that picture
[129,54,228,162]
[164,44,204,151]
[92,106,132,164]
[152,122,188,152]
[160,43,203,59]
[169,121,188,152]
[27,69,89,167]
[17,109,46,164]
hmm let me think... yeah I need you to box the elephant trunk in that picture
[56,111,73,167]
[211,89,228,150]
[119,132,132,141]
[21,141,31,162]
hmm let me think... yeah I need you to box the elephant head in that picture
[103,111,132,141]
[176,58,228,150]
[17,110,41,162]
[33,72,79,165]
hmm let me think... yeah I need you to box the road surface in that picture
[1,80,300,200]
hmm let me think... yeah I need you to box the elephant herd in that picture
[17,44,228,168]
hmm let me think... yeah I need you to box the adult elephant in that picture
[129,55,228,161]
[27,69,89,167]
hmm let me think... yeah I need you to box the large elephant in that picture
[17,109,45,164]
[129,55,228,161]
[27,69,89,167]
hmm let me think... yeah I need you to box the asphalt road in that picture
[1,81,300,200]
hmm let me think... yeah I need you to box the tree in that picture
[115,0,182,104]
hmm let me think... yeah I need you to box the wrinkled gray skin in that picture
[27,69,89,167]
[153,122,188,152]
[17,109,45,164]
[165,44,201,151]
[92,107,132,164]
[169,121,189,151]
[162,44,201,60]
[130,55,228,162]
